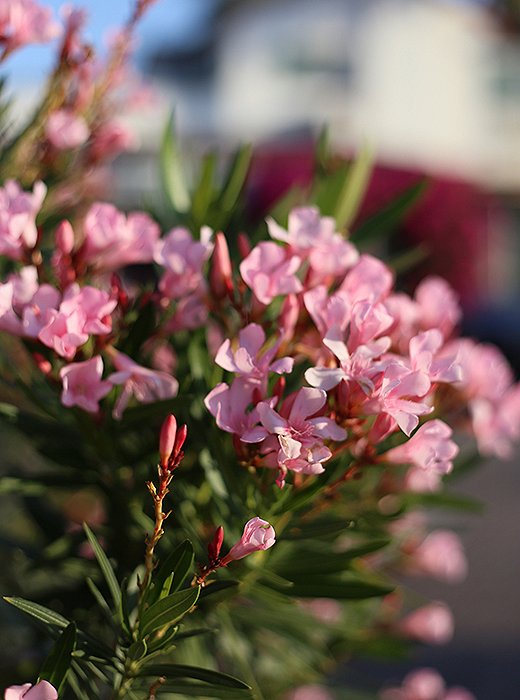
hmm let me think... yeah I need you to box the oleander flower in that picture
[60,356,112,413]
[4,680,58,700]
[223,517,276,562]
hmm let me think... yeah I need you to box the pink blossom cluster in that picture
[0,0,60,57]
[380,668,476,700]
[205,205,520,488]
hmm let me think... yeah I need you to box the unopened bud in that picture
[55,220,75,255]
[33,353,52,375]
[172,423,188,463]
[207,525,224,564]
[209,232,233,299]
[237,232,251,260]
[159,414,177,467]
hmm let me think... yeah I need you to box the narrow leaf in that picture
[161,112,190,213]
[218,143,253,215]
[83,524,121,618]
[146,540,194,606]
[140,586,200,638]
[334,143,374,229]
[192,152,217,225]
[38,622,76,694]
[138,664,251,689]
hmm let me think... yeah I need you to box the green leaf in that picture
[160,112,190,213]
[283,518,354,540]
[152,683,253,699]
[146,624,179,654]
[217,143,253,220]
[38,622,76,694]
[127,639,148,661]
[147,540,195,605]
[83,524,121,619]
[3,596,114,660]
[4,596,69,629]
[138,664,251,690]
[334,143,374,229]
[286,574,394,599]
[192,152,217,225]
[86,578,113,622]
[352,180,428,244]
[140,586,200,638]
[198,580,239,602]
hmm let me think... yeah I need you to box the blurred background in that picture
[4,1,520,698]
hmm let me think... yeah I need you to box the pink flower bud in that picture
[408,531,468,583]
[159,414,177,467]
[208,525,224,564]
[209,232,233,299]
[223,517,276,563]
[55,220,74,255]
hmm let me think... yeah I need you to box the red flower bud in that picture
[207,525,224,564]
[159,414,177,467]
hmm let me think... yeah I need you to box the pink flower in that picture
[4,680,58,700]
[0,180,46,260]
[399,602,454,645]
[305,326,390,394]
[107,349,178,419]
[215,323,293,388]
[89,120,135,162]
[380,669,476,700]
[303,285,352,337]
[37,308,88,359]
[384,420,459,477]
[155,226,213,299]
[45,109,89,150]
[449,338,513,403]
[408,330,461,385]
[364,363,432,436]
[339,254,393,304]
[0,1,60,54]
[406,531,468,583]
[285,686,334,700]
[165,293,209,332]
[470,385,520,458]
[414,276,461,339]
[82,203,160,270]
[380,668,446,700]
[239,241,302,305]
[60,356,112,413]
[267,206,358,280]
[60,284,117,335]
[204,380,262,438]
[242,387,347,477]
[223,517,276,562]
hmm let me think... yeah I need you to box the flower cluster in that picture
[204,205,520,493]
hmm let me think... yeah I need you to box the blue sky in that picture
[3,0,214,86]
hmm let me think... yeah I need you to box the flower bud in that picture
[172,423,188,462]
[55,220,75,255]
[209,232,233,299]
[207,525,224,564]
[159,414,177,468]
[222,517,276,563]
